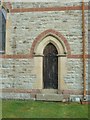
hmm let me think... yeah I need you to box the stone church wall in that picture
[0,1,89,100]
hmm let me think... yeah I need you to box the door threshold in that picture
[41,89,58,94]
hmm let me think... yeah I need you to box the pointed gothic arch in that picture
[33,30,69,91]
[31,29,71,57]
[43,43,58,89]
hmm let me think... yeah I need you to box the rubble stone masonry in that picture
[0,0,90,100]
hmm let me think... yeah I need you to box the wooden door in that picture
[43,43,58,89]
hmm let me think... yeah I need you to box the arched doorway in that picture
[43,43,58,89]
[33,34,69,90]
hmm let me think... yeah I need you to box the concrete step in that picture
[36,94,63,101]
[41,89,58,94]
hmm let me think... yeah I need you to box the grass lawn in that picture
[2,100,88,118]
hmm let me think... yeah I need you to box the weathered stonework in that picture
[11,1,88,9]
[6,10,84,55]
[0,1,89,101]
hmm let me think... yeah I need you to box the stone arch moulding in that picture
[30,29,71,57]
[32,29,70,91]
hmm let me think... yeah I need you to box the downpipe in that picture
[82,0,87,101]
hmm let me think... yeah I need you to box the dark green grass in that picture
[2,100,88,118]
